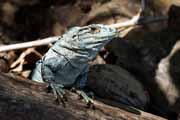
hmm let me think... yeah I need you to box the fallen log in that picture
[0,71,166,120]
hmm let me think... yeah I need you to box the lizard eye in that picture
[91,27,100,33]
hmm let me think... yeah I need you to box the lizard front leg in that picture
[41,57,67,106]
[74,66,94,108]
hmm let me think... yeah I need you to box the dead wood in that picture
[0,15,167,53]
[0,70,166,120]
[0,36,59,52]
[0,0,168,53]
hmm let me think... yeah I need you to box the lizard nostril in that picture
[72,35,77,38]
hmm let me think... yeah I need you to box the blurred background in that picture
[0,0,177,43]
[0,0,180,119]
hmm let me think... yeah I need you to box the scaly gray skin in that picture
[30,24,118,105]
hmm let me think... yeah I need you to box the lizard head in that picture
[62,24,118,53]
[67,24,118,41]
[58,24,118,61]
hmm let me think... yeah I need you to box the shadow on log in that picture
[0,67,166,120]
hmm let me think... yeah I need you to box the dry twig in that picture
[0,0,168,52]
[0,36,59,52]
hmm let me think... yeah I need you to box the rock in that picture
[88,64,149,110]
[106,38,147,79]
[154,40,180,114]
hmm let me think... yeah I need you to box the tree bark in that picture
[0,71,166,120]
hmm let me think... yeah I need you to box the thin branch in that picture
[0,0,168,53]
[108,16,168,28]
[108,14,140,28]
[109,0,145,28]
[0,36,59,52]
[0,16,168,52]
[0,15,168,53]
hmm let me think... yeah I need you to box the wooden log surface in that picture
[0,70,166,120]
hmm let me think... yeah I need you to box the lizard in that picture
[30,24,118,106]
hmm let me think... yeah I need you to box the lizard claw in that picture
[49,83,67,107]
[71,88,95,109]
[79,91,95,109]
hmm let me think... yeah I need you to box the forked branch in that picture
[109,0,145,28]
